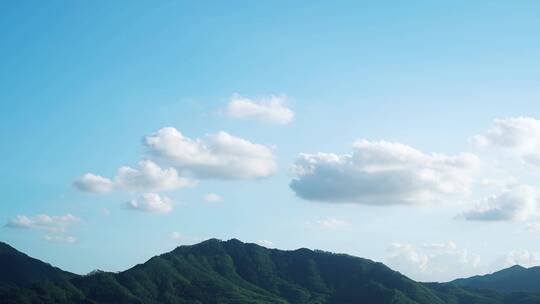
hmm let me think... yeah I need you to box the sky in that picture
[2,1,540,282]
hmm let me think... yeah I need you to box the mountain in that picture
[0,241,74,287]
[1,239,540,304]
[453,264,540,294]
[74,238,445,304]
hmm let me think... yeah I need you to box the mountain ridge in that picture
[452,263,540,294]
[1,239,540,304]
[0,241,75,287]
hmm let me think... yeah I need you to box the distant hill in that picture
[1,239,540,303]
[453,264,540,294]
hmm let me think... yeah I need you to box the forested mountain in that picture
[453,264,540,294]
[1,239,540,304]
[0,242,74,287]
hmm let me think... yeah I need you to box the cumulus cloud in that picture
[290,140,479,205]
[125,193,173,214]
[6,214,79,232]
[76,128,275,191]
[203,193,222,203]
[144,127,276,180]
[473,117,540,166]
[256,239,274,247]
[73,173,113,193]
[386,241,482,282]
[114,160,196,192]
[75,160,196,194]
[460,185,537,222]
[225,94,294,124]
[43,235,77,244]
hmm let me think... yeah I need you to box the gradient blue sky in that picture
[2,1,540,282]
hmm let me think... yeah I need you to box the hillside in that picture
[1,239,540,303]
[452,265,540,294]
[81,238,444,304]
[0,241,75,287]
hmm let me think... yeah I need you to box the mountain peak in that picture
[453,263,540,294]
[225,238,243,244]
[507,264,526,270]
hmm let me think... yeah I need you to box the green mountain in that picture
[1,239,540,304]
[0,241,74,287]
[452,264,540,294]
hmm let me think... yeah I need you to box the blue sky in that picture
[2,1,540,282]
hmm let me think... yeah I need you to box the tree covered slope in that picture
[452,265,540,294]
[0,241,74,287]
[1,239,540,304]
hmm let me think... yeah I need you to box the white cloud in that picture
[144,127,276,180]
[473,117,540,166]
[256,239,274,247]
[225,94,294,124]
[386,241,482,282]
[460,185,537,222]
[479,176,518,189]
[75,160,196,194]
[73,173,113,193]
[290,140,479,205]
[6,214,79,232]
[313,218,348,229]
[43,235,77,244]
[387,241,540,281]
[125,193,173,214]
[203,193,223,203]
[114,160,196,192]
